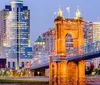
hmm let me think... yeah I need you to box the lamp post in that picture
[37,71,40,76]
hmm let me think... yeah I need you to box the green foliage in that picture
[93,68,100,75]
[86,66,93,75]
[0,69,34,77]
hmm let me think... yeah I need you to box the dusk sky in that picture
[0,0,100,46]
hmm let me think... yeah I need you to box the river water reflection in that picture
[0,84,49,85]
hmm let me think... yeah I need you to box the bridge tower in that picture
[50,8,86,85]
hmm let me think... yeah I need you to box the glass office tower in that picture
[1,0,32,69]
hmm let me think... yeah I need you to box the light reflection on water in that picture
[0,84,49,85]
[50,79,86,85]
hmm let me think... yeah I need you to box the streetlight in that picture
[37,71,40,76]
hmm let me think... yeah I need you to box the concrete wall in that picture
[45,69,49,76]
[6,58,32,69]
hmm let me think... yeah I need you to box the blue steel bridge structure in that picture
[30,41,100,69]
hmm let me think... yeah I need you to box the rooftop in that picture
[35,36,44,42]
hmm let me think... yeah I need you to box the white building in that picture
[7,58,32,69]
[93,22,100,42]
[92,22,100,68]
[84,22,100,68]
[84,22,93,45]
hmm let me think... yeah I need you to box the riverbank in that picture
[0,79,49,85]
[0,76,49,85]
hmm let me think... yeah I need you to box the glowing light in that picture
[37,71,40,76]
[66,6,70,13]
[3,42,6,46]
[54,12,56,15]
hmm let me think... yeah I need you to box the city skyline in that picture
[0,1,100,84]
[0,0,100,46]
[0,0,33,69]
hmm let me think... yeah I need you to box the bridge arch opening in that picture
[65,34,74,55]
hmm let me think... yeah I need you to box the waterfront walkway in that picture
[0,76,100,85]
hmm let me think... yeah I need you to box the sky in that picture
[0,0,100,46]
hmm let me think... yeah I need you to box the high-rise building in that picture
[84,22,94,67]
[0,0,32,69]
[92,22,100,68]
[33,28,55,56]
[42,28,55,54]
[84,22,100,68]
[84,22,93,45]
[0,9,8,56]
[33,36,45,55]
[93,22,100,42]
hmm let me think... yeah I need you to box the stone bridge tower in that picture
[50,8,86,85]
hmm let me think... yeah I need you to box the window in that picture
[8,62,10,68]
[22,62,24,68]
[12,62,15,68]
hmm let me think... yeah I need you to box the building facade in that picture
[33,36,45,55]
[42,28,55,55]
[84,22,93,45]
[84,22,100,68]
[0,0,32,69]
[0,9,8,56]
[93,22,100,42]
[92,22,100,68]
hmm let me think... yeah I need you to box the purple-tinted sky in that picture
[0,0,100,46]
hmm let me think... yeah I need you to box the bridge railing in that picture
[30,41,100,69]
[30,54,54,69]
[67,41,100,58]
